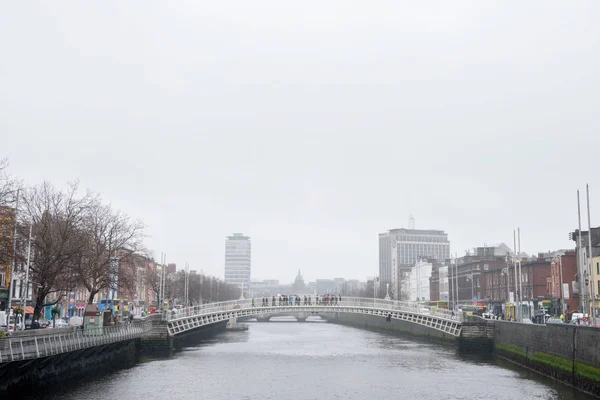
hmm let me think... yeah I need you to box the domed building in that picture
[292,269,307,293]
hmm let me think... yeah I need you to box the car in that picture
[38,319,51,328]
[46,319,69,329]
[546,318,563,324]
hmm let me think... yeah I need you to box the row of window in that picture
[395,235,448,243]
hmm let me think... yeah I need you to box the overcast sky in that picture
[1,2,599,283]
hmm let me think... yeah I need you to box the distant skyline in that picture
[1,2,599,283]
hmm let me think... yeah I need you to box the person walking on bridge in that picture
[252,298,256,307]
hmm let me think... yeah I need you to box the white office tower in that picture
[224,233,251,297]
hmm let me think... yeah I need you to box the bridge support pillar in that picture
[256,316,271,322]
[296,317,307,322]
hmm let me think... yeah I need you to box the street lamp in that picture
[500,268,509,302]
[465,274,474,302]
[384,283,390,300]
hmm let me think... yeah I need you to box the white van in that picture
[570,313,587,324]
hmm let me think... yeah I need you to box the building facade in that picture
[379,228,450,299]
[0,206,15,311]
[224,233,251,297]
[409,260,433,301]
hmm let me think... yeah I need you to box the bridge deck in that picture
[167,298,463,337]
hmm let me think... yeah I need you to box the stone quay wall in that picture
[494,320,600,397]
[325,312,458,344]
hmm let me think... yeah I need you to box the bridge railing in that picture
[0,319,152,363]
[167,297,462,322]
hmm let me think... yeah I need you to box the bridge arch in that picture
[166,298,462,337]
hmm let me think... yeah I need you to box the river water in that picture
[46,318,593,400]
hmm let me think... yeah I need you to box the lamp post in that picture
[384,283,390,300]
[501,267,509,304]
[466,274,474,302]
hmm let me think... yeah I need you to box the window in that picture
[597,262,600,275]
[598,280,600,297]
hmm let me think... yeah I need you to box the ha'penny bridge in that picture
[166,297,463,336]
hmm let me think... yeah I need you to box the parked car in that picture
[546,317,564,324]
[38,319,51,328]
[46,319,69,329]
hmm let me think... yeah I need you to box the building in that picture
[593,254,600,311]
[430,263,449,301]
[0,206,14,311]
[379,228,450,299]
[448,245,509,307]
[570,227,600,315]
[409,259,433,301]
[315,279,335,294]
[167,263,177,274]
[292,270,307,293]
[547,250,579,315]
[224,233,251,297]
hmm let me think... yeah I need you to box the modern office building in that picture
[379,228,450,299]
[224,233,251,297]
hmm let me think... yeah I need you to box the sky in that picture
[1,2,599,284]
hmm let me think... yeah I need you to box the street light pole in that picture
[559,254,565,317]
[20,222,32,330]
[6,188,19,327]
[513,230,519,322]
[518,228,524,321]
[470,274,474,301]
[577,190,585,314]
[586,184,595,325]
[455,253,459,312]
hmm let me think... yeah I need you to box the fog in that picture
[1,1,599,282]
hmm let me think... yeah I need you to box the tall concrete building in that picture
[379,228,450,300]
[224,233,251,297]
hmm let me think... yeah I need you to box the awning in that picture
[12,305,34,314]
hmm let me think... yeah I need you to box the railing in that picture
[167,297,463,322]
[0,319,152,363]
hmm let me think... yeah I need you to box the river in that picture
[44,318,593,400]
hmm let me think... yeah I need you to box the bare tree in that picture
[19,182,93,321]
[74,198,145,304]
[0,158,19,207]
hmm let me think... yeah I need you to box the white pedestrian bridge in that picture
[167,297,463,337]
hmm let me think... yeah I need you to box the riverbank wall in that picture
[325,312,457,344]
[0,338,139,397]
[494,320,600,397]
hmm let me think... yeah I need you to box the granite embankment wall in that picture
[494,321,600,397]
[325,312,458,344]
[0,338,139,397]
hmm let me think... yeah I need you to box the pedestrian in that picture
[252,298,256,307]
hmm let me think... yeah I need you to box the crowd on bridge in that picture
[252,294,342,307]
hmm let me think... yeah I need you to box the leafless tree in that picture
[19,182,94,321]
[0,158,20,207]
[74,198,145,304]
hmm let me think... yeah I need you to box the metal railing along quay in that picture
[167,297,463,323]
[0,319,152,363]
